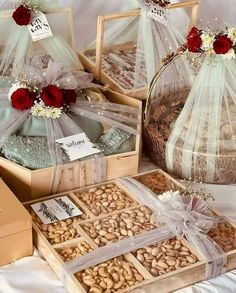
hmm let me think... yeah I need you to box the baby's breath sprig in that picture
[12,0,39,13]
[180,178,215,202]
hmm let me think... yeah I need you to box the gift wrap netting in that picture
[0,0,82,76]
[85,0,189,91]
[144,53,236,184]
[0,61,139,195]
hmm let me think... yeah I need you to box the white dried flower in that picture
[50,107,63,119]
[31,104,45,117]
[31,102,63,119]
[201,33,215,51]
[222,48,236,60]
[228,27,236,45]
[159,190,181,203]
[8,82,28,101]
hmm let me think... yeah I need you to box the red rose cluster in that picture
[11,85,77,110]
[187,27,233,55]
[12,5,32,26]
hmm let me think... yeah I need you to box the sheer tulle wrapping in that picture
[0,0,81,75]
[62,177,226,282]
[134,1,186,91]
[0,62,140,193]
[86,0,189,92]
[166,55,236,183]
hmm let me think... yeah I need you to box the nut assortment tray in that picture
[83,47,147,91]
[25,169,236,293]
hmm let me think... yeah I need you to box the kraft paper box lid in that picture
[0,178,31,239]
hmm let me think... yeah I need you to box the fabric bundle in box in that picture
[0,59,140,198]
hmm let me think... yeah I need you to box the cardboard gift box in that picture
[0,90,142,202]
[23,169,236,293]
[0,178,32,266]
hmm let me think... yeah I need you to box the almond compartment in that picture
[75,182,137,217]
[80,206,157,247]
[208,222,236,252]
[134,170,184,195]
[132,238,200,278]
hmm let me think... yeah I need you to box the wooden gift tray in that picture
[24,169,236,293]
[0,90,142,202]
[78,0,200,100]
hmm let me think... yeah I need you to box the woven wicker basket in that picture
[143,51,236,183]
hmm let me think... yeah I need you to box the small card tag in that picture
[28,11,53,42]
[31,196,83,224]
[56,133,101,161]
[147,5,168,25]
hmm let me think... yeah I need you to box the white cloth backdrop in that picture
[1,0,236,292]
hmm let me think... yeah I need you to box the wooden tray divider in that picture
[52,237,88,250]
[125,253,154,280]
[68,192,96,219]
[73,224,99,249]
[77,204,146,227]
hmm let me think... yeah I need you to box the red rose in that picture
[187,27,202,53]
[41,85,63,108]
[62,89,77,105]
[213,35,233,54]
[11,88,36,110]
[12,5,31,26]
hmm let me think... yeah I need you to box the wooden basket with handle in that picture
[143,46,188,170]
[79,0,200,100]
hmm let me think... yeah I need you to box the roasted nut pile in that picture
[133,238,199,277]
[136,172,178,195]
[76,184,136,216]
[57,241,93,261]
[81,207,156,247]
[76,256,144,293]
[31,212,86,245]
[208,222,236,252]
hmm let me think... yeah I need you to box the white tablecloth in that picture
[0,250,236,293]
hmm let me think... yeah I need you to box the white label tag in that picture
[56,133,101,162]
[147,5,168,25]
[28,11,53,42]
[31,196,83,224]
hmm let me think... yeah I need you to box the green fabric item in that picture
[1,135,53,170]
[68,112,103,142]
[97,128,136,156]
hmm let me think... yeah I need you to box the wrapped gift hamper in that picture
[79,0,199,99]
[0,60,141,201]
[144,26,236,184]
[0,0,81,77]
[24,170,236,293]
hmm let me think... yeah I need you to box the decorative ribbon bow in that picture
[62,177,226,282]
[0,61,140,193]
[0,0,81,76]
